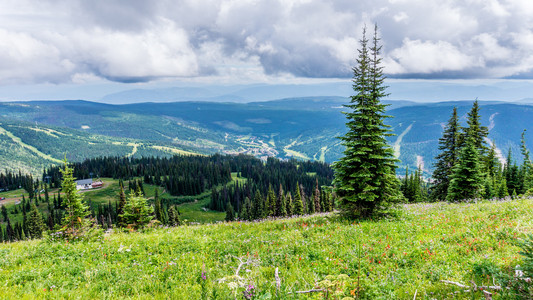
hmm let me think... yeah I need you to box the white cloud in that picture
[0,0,533,84]
[387,39,479,74]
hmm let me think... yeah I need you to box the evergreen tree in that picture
[497,178,509,198]
[484,142,501,177]
[240,197,252,221]
[462,100,489,155]
[293,185,304,215]
[277,184,287,217]
[446,138,485,201]
[154,189,163,223]
[119,190,154,230]
[44,184,49,203]
[60,159,90,237]
[332,25,401,218]
[504,149,521,194]
[167,206,180,226]
[521,130,533,192]
[431,107,461,201]
[5,218,14,242]
[484,175,495,199]
[27,204,46,239]
[321,190,331,212]
[1,205,7,222]
[286,192,293,216]
[313,179,321,213]
[225,202,235,222]
[266,185,276,217]
[252,190,263,220]
[117,184,127,227]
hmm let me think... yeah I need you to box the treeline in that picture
[0,192,52,242]
[431,100,533,201]
[0,171,38,197]
[44,155,233,197]
[1,154,333,242]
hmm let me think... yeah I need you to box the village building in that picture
[75,179,103,190]
[75,179,93,190]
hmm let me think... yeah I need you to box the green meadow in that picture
[0,198,531,299]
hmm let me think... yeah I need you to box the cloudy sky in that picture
[1,0,533,101]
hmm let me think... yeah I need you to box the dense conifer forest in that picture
[0,154,333,242]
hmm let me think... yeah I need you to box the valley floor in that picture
[0,199,532,299]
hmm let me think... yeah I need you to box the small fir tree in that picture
[60,159,90,237]
[293,185,304,215]
[27,204,46,239]
[225,202,235,222]
[119,190,154,230]
[167,206,180,226]
[286,192,293,216]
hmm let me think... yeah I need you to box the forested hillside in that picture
[2,99,533,176]
[0,154,333,242]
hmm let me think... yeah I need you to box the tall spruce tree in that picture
[332,25,400,218]
[60,159,90,237]
[431,107,461,201]
[446,137,485,201]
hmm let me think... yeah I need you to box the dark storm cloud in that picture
[1,0,533,84]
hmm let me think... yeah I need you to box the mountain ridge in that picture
[1,97,532,176]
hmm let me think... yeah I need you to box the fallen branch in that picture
[440,280,502,291]
[288,289,325,294]
[274,267,281,290]
[229,255,259,277]
[483,290,492,300]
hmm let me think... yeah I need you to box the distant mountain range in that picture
[97,82,533,104]
[1,97,532,176]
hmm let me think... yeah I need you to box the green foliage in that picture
[431,107,461,201]
[0,198,531,298]
[119,190,154,230]
[446,138,485,201]
[225,202,235,222]
[293,185,304,215]
[401,167,428,202]
[59,159,90,238]
[167,205,180,226]
[276,184,286,217]
[333,25,401,218]
[462,100,489,155]
[26,204,45,239]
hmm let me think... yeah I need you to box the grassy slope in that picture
[0,199,532,299]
